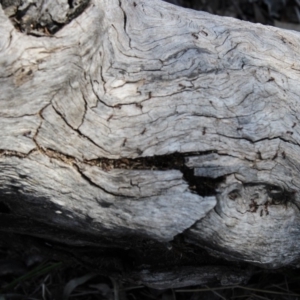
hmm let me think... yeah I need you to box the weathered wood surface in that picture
[1,0,300,288]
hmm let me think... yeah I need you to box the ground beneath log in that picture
[1,248,300,300]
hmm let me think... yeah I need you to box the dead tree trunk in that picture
[1,0,300,289]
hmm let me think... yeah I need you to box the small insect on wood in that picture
[272,151,278,160]
[136,148,143,155]
[23,131,32,137]
[249,199,258,213]
[264,201,269,215]
[141,128,146,135]
[256,151,262,160]
[192,33,198,39]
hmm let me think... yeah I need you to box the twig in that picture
[175,285,300,297]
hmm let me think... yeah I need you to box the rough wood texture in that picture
[1,0,300,288]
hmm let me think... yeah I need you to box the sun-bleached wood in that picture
[1,0,300,288]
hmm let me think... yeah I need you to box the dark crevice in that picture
[68,0,74,9]
[50,102,108,153]
[218,132,300,150]
[1,147,223,198]
[87,151,223,197]
[181,166,224,197]
[246,182,297,207]
[0,0,91,36]
[87,152,186,170]
[118,0,127,33]
[73,163,135,199]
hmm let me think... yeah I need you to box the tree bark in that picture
[0,0,300,289]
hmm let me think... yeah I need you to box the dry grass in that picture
[1,257,300,300]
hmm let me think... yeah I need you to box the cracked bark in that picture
[0,0,300,289]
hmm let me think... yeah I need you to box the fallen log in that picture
[1,0,300,288]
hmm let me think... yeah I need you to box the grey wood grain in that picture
[1,0,300,279]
